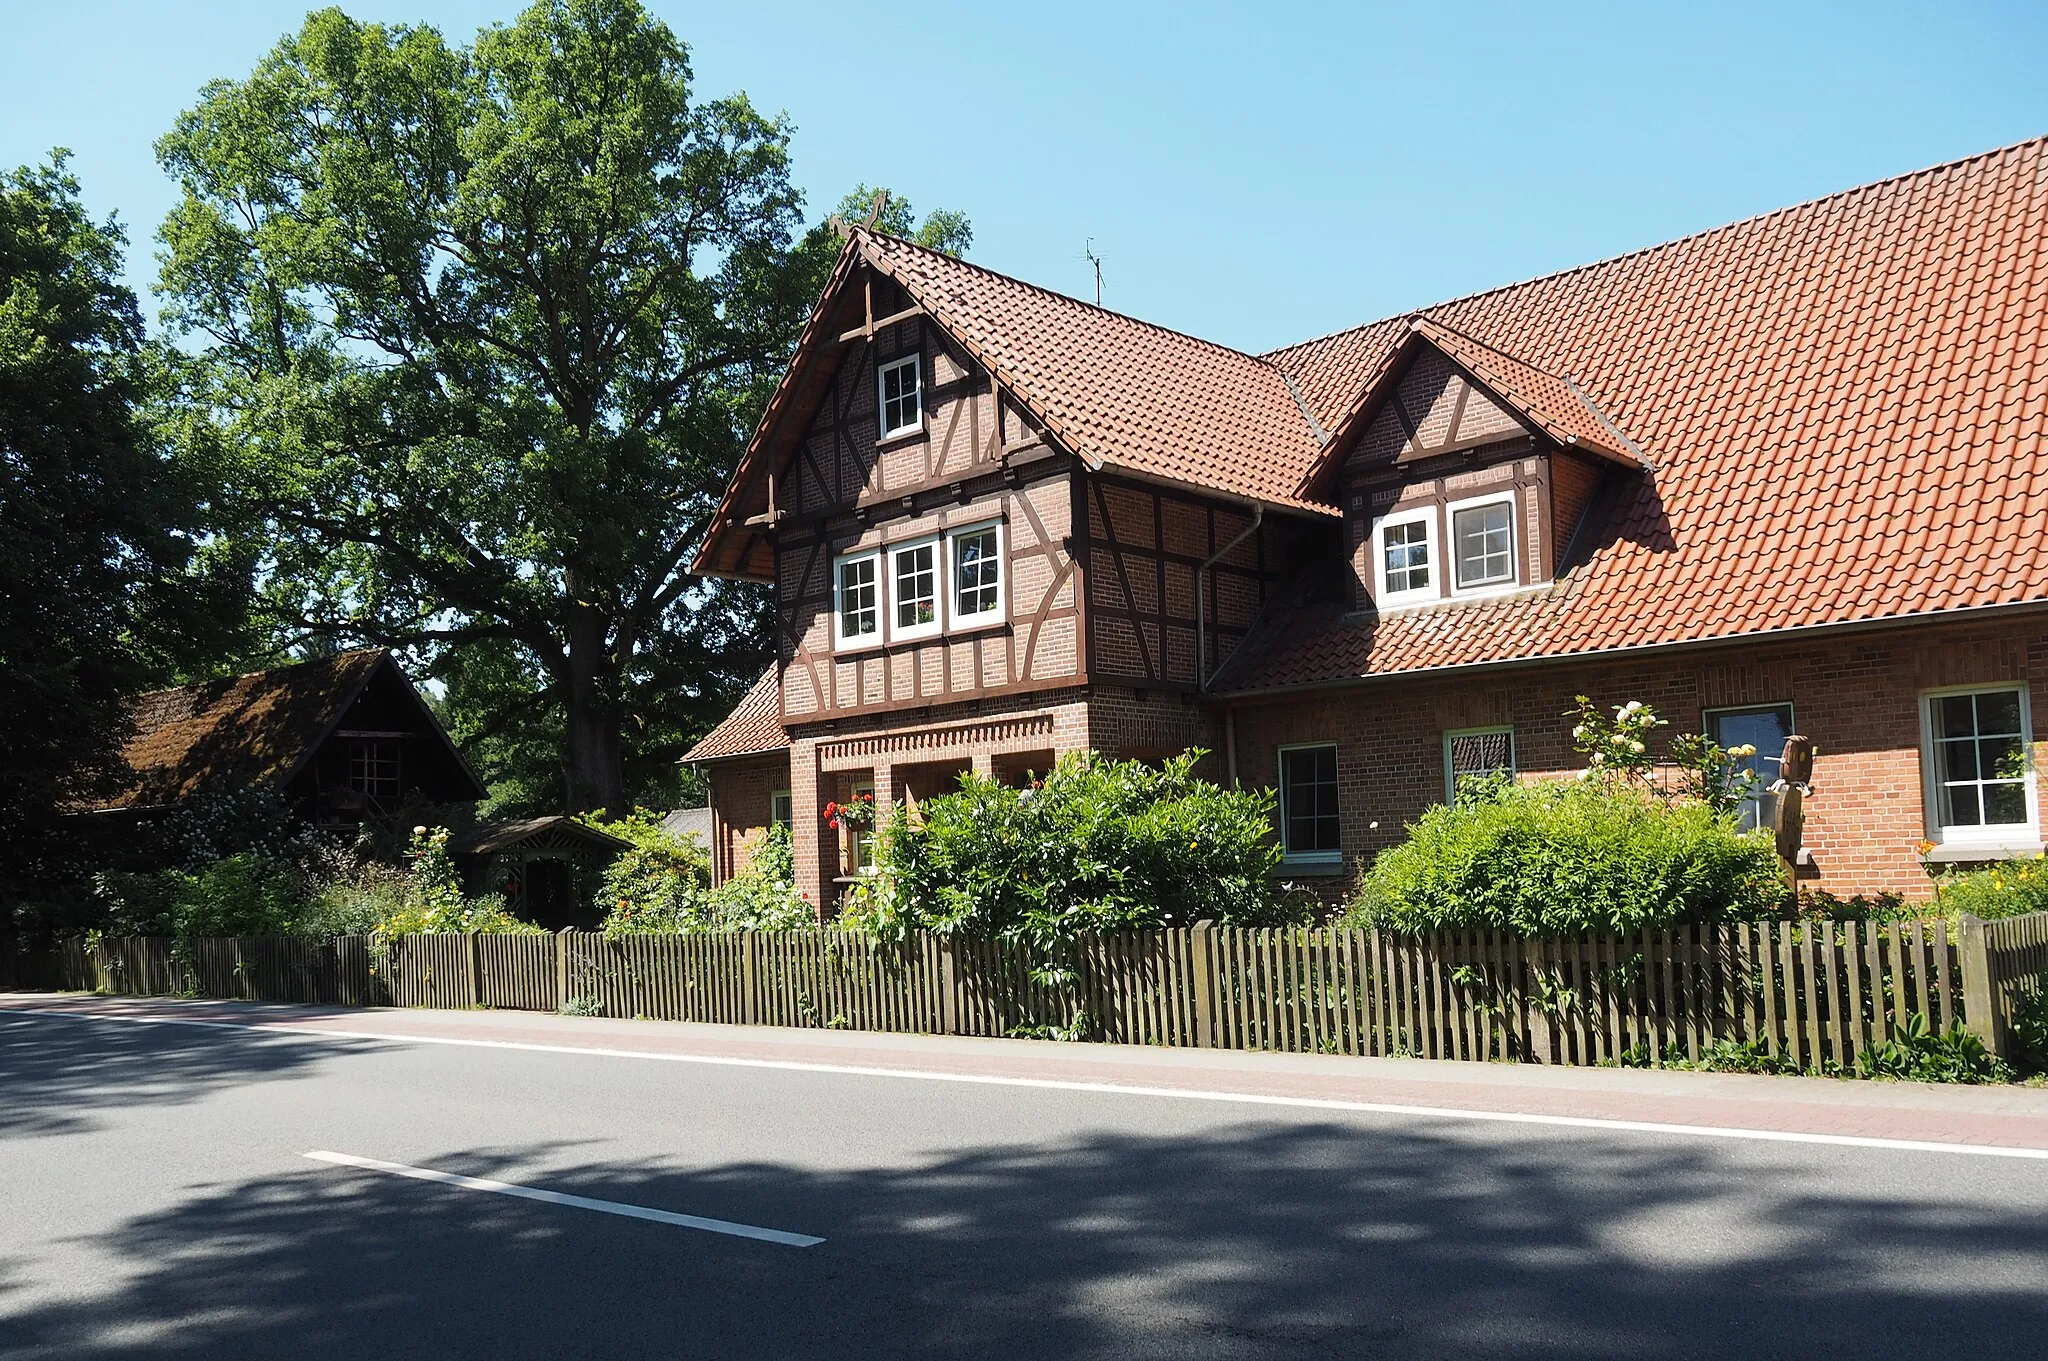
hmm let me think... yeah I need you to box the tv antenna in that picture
[1083,239,1103,306]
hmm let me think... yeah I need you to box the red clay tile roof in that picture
[854,232,1332,514]
[1218,136,2048,691]
[683,668,789,763]
[97,650,389,811]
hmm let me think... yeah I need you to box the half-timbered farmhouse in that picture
[688,137,2048,907]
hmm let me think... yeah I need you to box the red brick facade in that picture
[1227,613,2048,903]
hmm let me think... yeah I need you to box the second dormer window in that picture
[1383,520,1430,594]
[1451,495,1515,590]
[878,354,921,438]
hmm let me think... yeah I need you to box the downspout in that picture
[1197,504,1264,693]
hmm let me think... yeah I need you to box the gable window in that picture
[950,523,1004,624]
[349,739,401,799]
[834,550,880,649]
[1444,727,1515,804]
[1923,686,2036,844]
[1450,493,1516,591]
[1372,506,1437,605]
[878,354,922,439]
[890,539,942,641]
[1706,704,1793,832]
[1278,744,1342,869]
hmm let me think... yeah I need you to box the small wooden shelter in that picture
[450,816,630,932]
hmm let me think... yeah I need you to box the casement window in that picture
[1706,704,1794,833]
[1372,506,1437,605]
[834,550,881,649]
[1449,492,1516,592]
[850,780,877,871]
[1277,744,1342,869]
[877,354,922,439]
[349,740,401,799]
[771,790,793,829]
[890,539,942,641]
[950,523,1004,624]
[1923,686,2037,845]
[1444,727,1515,804]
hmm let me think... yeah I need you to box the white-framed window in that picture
[1706,703,1794,833]
[850,780,878,872]
[1448,491,1517,593]
[949,522,1005,626]
[1277,743,1342,870]
[770,790,793,829]
[1444,727,1515,804]
[1371,505,1438,606]
[1922,685,2037,845]
[833,550,881,650]
[877,354,922,439]
[889,538,942,641]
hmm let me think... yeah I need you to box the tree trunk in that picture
[561,602,627,812]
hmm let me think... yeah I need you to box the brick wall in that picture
[1227,615,2048,902]
[704,753,790,885]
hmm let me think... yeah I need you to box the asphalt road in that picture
[4,1002,2048,1359]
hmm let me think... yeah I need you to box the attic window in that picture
[350,740,401,799]
[878,354,922,438]
[1451,494,1516,591]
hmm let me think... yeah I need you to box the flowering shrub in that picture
[366,827,542,936]
[1923,852,2048,921]
[1350,698,1783,934]
[823,793,876,832]
[598,818,811,936]
[590,809,712,935]
[842,750,1311,947]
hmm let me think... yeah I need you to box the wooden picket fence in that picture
[13,913,2048,1068]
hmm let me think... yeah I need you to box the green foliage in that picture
[830,184,973,255]
[1858,1013,2010,1084]
[370,827,543,936]
[1925,855,2048,921]
[1616,1038,1805,1075]
[595,815,811,936]
[0,154,246,902]
[1348,774,1783,935]
[2011,978,2048,1074]
[152,0,858,810]
[94,854,305,938]
[844,751,1311,948]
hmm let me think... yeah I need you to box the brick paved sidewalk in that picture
[8,990,2048,1153]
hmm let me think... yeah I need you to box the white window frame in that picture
[1447,490,1520,597]
[1443,726,1516,804]
[947,520,1007,630]
[1920,683,2040,853]
[1371,505,1439,608]
[876,353,922,440]
[849,780,878,873]
[887,537,944,642]
[832,549,883,652]
[770,789,793,829]
[1276,742,1344,872]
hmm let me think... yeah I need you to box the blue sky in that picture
[5,0,2045,352]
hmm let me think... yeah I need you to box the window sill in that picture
[1924,839,2045,864]
[1279,854,1346,878]
[876,426,927,451]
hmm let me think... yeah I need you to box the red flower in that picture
[823,801,839,819]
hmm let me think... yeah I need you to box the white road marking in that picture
[302,1150,824,1247]
[10,1002,2048,1162]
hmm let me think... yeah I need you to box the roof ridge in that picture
[1261,134,2048,361]
[854,227,1277,369]
[133,647,386,702]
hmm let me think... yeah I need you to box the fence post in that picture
[1523,939,1552,1064]
[556,931,569,1011]
[939,935,959,1035]
[1191,922,1216,1048]
[466,933,482,1009]
[1957,913,2001,1058]
[743,931,760,1026]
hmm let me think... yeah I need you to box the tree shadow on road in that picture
[4,1113,2045,1360]
[0,1007,377,1137]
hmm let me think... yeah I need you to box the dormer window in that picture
[878,354,922,438]
[1372,506,1438,607]
[1450,493,1516,592]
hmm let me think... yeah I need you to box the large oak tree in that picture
[157,0,967,811]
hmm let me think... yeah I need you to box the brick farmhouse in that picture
[687,138,2048,909]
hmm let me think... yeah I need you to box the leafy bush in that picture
[94,853,308,938]
[1347,775,1783,935]
[1925,855,2048,921]
[845,750,1311,948]
[370,827,542,936]
[597,818,812,937]
[1858,1013,2010,1084]
[2012,978,2048,1074]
